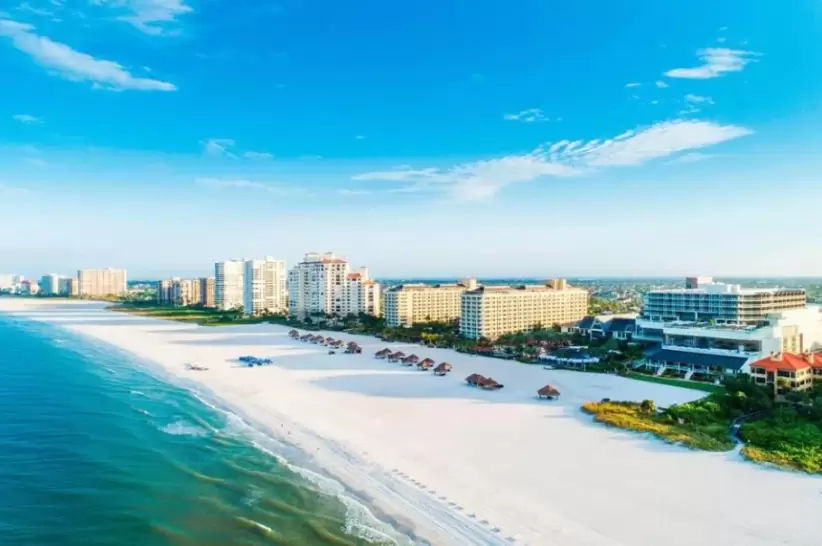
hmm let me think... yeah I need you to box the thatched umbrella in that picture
[481,377,500,390]
[537,384,561,399]
[288,329,299,338]
[417,359,434,370]
[465,373,486,386]
[402,354,420,366]
[389,351,406,362]
[375,348,391,359]
[433,362,452,375]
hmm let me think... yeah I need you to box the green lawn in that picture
[626,372,725,394]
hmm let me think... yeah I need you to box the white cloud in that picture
[0,19,176,91]
[624,82,641,88]
[243,151,273,160]
[352,119,752,200]
[667,152,715,165]
[91,0,192,35]
[202,138,236,158]
[665,48,760,79]
[655,80,669,88]
[13,113,41,124]
[195,177,305,196]
[685,94,714,104]
[16,2,55,17]
[504,108,548,123]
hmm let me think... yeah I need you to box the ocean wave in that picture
[161,420,209,437]
[130,390,145,397]
[135,408,152,417]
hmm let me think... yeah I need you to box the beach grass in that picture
[626,372,725,394]
[581,400,736,451]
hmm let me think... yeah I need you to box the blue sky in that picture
[2,0,822,279]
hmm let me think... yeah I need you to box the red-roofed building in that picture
[748,352,816,395]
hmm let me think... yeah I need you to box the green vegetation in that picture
[109,302,272,325]
[587,296,635,315]
[582,375,822,474]
[626,372,725,394]
[581,399,736,451]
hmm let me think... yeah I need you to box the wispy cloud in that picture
[0,19,176,91]
[195,177,306,196]
[665,48,760,79]
[15,2,55,17]
[624,82,641,88]
[13,113,41,124]
[243,151,273,160]
[353,120,751,200]
[679,94,715,116]
[684,94,714,105]
[202,138,236,158]
[91,0,192,35]
[667,152,715,165]
[504,108,548,123]
[655,80,669,88]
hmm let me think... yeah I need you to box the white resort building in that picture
[215,260,245,311]
[287,252,380,318]
[243,258,287,315]
[459,279,589,340]
[633,278,822,380]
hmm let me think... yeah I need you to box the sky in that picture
[2,0,822,279]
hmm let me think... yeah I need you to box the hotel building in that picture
[634,278,822,379]
[58,277,78,297]
[199,277,215,307]
[459,279,588,340]
[747,352,822,395]
[243,258,287,315]
[287,252,380,318]
[215,260,245,311]
[383,279,476,327]
[157,279,173,304]
[77,268,127,297]
[157,278,202,306]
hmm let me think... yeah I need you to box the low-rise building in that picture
[748,352,819,395]
[459,279,588,340]
[571,314,637,340]
[383,280,474,327]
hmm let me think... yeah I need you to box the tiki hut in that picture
[433,362,452,376]
[537,385,561,400]
[300,334,312,341]
[388,351,406,362]
[402,354,420,366]
[375,348,392,359]
[417,358,434,370]
[313,336,325,344]
[466,373,486,386]
[288,329,300,338]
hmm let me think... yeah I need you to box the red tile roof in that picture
[749,353,814,372]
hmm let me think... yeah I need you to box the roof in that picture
[645,348,750,370]
[606,318,636,333]
[576,316,598,330]
[749,353,818,372]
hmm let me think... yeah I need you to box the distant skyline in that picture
[2,1,822,277]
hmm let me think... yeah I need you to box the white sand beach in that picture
[2,298,821,546]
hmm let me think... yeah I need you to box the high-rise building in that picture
[157,279,174,304]
[0,274,15,291]
[383,280,475,327]
[243,258,287,315]
[685,276,714,289]
[344,268,381,317]
[173,279,201,306]
[199,277,215,307]
[59,277,78,297]
[77,268,127,298]
[287,252,379,318]
[215,260,245,311]
[39,274,64,296]
[459,279,588,340]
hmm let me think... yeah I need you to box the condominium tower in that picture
[459,279,589,340]
[199,277,215,307]
[215,260,244,310]
[77,268,127,297]
[383,278,477,327]
[287,252,380,318]
[243,258,287,315]
[38,274,63,296]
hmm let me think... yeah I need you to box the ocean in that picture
[0,314,406,546]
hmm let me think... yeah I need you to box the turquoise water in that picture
[0,315,405,546]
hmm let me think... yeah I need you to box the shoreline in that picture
[2,298,821,546]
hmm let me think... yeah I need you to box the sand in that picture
[2,298,821,546]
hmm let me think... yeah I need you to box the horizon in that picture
[2,1,822,276]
